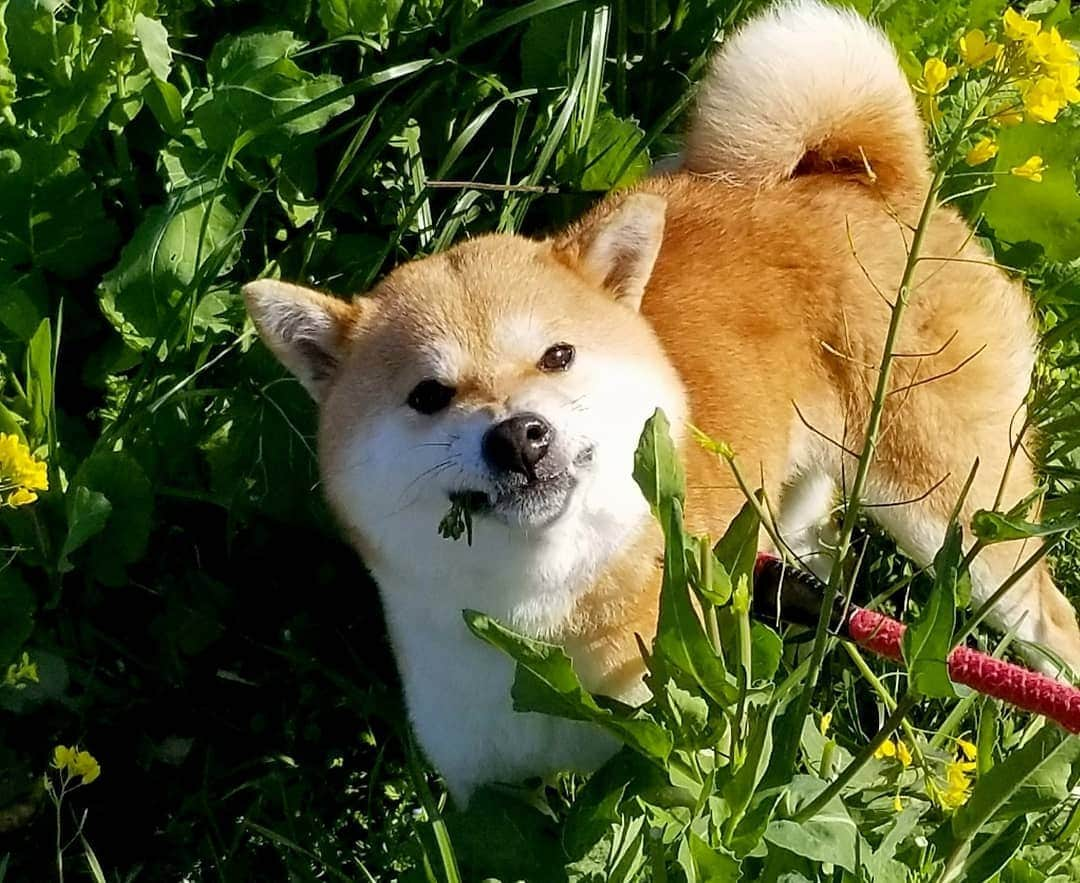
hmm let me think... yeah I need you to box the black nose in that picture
[483,413,553,479]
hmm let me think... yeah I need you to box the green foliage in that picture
[0,0,1079,880]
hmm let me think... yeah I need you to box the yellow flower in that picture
[51,744,101,785]
[1051,63,1080,103]
[1011,155,1047,182]
[71,750,101,784]
[959,29,1001,68]
[892,794,904,812]
[52,745,76,770]
[896,741,913,768]
[0,433,48,507]
[956,738,977,761]
[3,652,39,688]
[965,137,998,166]
[990,104,1024,127]
[919,57,955,95]
[819,711,832,737]
[1003,8,1040,42]
[1026,27,1077,68]
[1023,77,1064,122]
[874,738,897,760]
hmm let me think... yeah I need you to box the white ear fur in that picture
[578,193,666,311]
[243,279,356,399]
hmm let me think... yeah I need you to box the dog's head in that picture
[244,194,686,600]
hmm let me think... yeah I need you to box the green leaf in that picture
[632,408,685,516]
[765,775,858,872]
[677,832,740,882]
[143,77,184,135]
[193,31,355,157]
[59,486,113,570]
[0,268,47,342]
[318,0,404,39]
[723,701,781,848]
[655,498,737,704]
[950,726,1080,843]
[712,500,759,592]
[970,509,1078,544]
[134,14,171,81]
[25,317,52,444]
[464,611,673,762]
[956,816,1029,883]
[560,109,650,191]
[0,567,34,666]
[71,451,153,583]
[0,142,119,278]
[902,523,960,698]
[98,182,241,353]
[0,0,15,125]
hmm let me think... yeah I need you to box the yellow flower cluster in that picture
[955,9,1078,182]
[3,652,39,689]
[52,745,101,785]
[873,737,913,767]
[928,738,978,810]
[0,433,48,507]
[998,9,1078,124]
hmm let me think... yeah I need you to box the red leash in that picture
[753,554,1080,734]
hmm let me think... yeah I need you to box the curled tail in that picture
[683,0,929,197]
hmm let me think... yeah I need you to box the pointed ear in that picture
[555,193,666,311]
[243,279,362,399]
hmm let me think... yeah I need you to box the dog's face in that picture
[245,194,686,611]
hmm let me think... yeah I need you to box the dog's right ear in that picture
[243,279,368,400]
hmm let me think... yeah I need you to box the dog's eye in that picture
[407,379,456,414]
[538,343,574,372]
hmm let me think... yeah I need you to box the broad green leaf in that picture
[903,523,960,698]
[0,268,47,342]
[318,0,404,39]
[193,31,355,157]
[143,77,184,136]
[72,451,153,584]
[134,14,171,81]
[712,500,759,592]
[956,816,1029,883]
[677,832,740,882]
[560,109,650,191]
[464,611,673,762]
[0,142,119,278]
[59,486,113,570]
[970,509,1078,544]
[633,408,685,515]
[0,567,34,666]
[764,775,858,872]
[98,182,241,353]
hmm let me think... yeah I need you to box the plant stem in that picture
[783,89,993,776]
[793,692,919,822]
[842,643,929,776]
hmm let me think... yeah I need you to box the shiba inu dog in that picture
[244,0,1080,803]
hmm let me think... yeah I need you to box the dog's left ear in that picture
[554,193,666,311]
[243,279,368,400]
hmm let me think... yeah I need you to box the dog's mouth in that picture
[451,473,576,528]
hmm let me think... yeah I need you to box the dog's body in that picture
[245,1,1080,804]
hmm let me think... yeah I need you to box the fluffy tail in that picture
[683,0,929,196]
